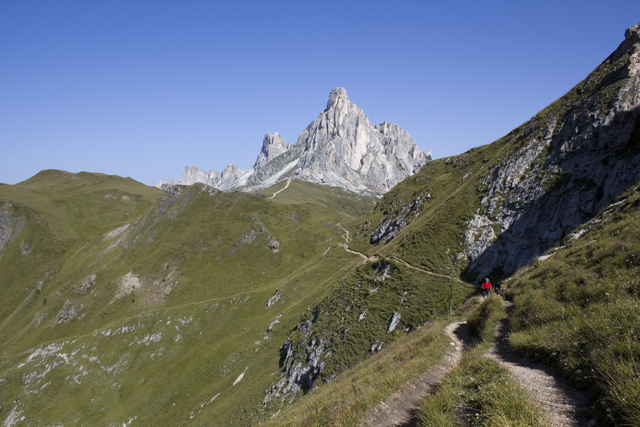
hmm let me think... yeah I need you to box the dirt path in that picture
[340,243,380,263]
[360,322,472,427]
[388,255,469,286]
[269,179,291,199]
[486,306,594,427]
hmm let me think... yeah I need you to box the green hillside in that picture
[260,179,378,218]
[1,170,449,426]
[507,183,640,425]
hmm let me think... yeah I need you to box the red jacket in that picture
[481,281,492,290]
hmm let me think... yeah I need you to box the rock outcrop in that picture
[462,23,640,279]
[254,132,292,171]
[156,164,248,192]
[157,88,431,195]
[288,88,430,193]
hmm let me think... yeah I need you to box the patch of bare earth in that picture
[360,322,470,427]
[486,303,594,427]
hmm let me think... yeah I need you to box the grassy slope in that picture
[1,38,637,424]
[419,295,550,427]
[0,170,162,350]
[0,172,384,426]
[506,183,640,425]
[260,179,378,218]
[259,320,450,427]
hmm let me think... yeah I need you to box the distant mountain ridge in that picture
[156,88,431,194]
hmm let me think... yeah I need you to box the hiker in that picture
[481,277,492,298]
[494,281,503,299]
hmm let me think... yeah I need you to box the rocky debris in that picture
[267,290,281,308]
[263,309,330,407]
[2,405,24,427]
[73,274,97,294]
[387,312,401,333]
[103,223,130,241]
[158,88,431,195]
[241,225,266,244]
[267,314,282,332]
[370,194,430,244]
[268,239,280,252]
[20,242,31,256]
[33,311,48,327]
[55,299,80,323]
[233,367,248,385]
[115,272,141,299]
[160,184,184,196]
[373,262,393,281]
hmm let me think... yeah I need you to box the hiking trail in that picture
[486,302,594,427]
[360,321,471,427]
[270,179,291,199]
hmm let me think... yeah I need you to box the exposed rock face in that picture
[0,203,23,260]
[254,133,292,171]
[291,88,430,193]
[157,88,431,195]
[0,205,14,256]
[73,274,97,295]
[370,193,430,244]
[263,308,330,408]
[56,300,80,323]
[387,312,401,333]
[462,23,640,279]
[156,164,247,192]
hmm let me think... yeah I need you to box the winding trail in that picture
[360,322,471,427]
[486,305,593,427]
[341,243,380,263]
[269,179,291,199]
[388,255,469,286]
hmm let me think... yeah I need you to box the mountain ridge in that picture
[156,88,431,195]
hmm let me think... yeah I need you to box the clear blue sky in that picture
[1,0,639,186]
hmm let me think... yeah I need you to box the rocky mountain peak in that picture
[262,132,288,150]
[325,87,349,111]
[254,133,292,171]
[159,87,431,195]
[291,88,430,193]
[625,23,640,44]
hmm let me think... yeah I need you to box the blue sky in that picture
[1,0,639,186]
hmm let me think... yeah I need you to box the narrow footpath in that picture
[269,179,291,199]
[486,304,594,427]
[360,322,471,427]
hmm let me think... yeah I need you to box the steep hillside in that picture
[0,169,457,426]
[506,182,640,425]
[347,22,640,283]
[0,173,365,425]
